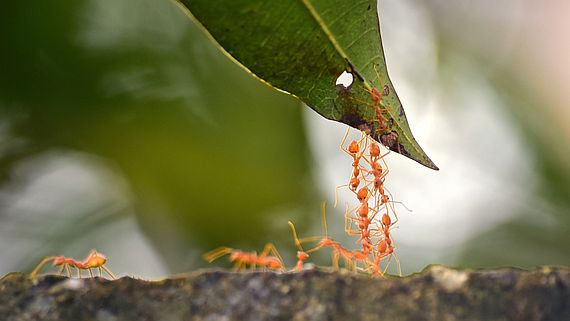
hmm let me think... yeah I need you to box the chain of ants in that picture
[200,129,404,276]
[29,81,404,279]
[202,83,407,276]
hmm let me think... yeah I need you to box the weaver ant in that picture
[203,243,285,271]
[375,213,402,276]
[334,129,368,208]
[309,203,370,271]
[30,249,116,279]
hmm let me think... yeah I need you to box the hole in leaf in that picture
[335,71,353,89]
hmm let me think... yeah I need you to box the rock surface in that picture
[1,265,569,321]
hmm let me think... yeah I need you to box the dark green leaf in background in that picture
[0,0,315,271]
[176,0,438,170]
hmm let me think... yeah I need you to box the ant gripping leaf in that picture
[176,0,438,170]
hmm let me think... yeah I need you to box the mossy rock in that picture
[1,265,569,321]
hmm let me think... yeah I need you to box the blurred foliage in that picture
[457,73,570,267]
[420,3,570,267]
[0,0,316,272]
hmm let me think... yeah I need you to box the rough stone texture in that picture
[1,265,568,321]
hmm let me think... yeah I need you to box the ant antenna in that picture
[29,256,56,278]
[288,221,304,251]
[321,202,329,239]
[203,247,234,263]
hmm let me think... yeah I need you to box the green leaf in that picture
[175,0,438,170]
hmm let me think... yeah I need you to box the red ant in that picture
[349,65,390,135]
[368,64,396,136]
[345,190,377,257]
[334,129,368,208]
[374,213,402,276]
[30,249,116,279]
[369,87,389,133]
[203,244,285,271]
[298,203,357,271]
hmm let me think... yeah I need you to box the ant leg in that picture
[393,253,402,277]
[343,252,355,271]
[380,254,391,276]
[298,236,324,244]
[331,252,339,270]
[344,204,359,236]
[339,127,351,155]
[384,187,412,213]
[203,247,233,263]
[379,150,391,166]
[88,268,94,278]
[232,260,244,271]
[101,265,116,279]
[288,221,305,251]
[320,202,329,239]
[334,183,351,208]
[372,65,384,89]
[29,256,56,278]
[390,200,412,213]
[58,265,65,276]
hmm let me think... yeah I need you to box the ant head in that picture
[370,142,380,157]
[369,88,382,102]
[320,238,334,247]
[84,251,107,268]
[349,177,360,191]
[348,141,359,154]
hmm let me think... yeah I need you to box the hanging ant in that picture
[334,129,368,208]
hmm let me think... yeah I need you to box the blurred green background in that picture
[1,0,569,278]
